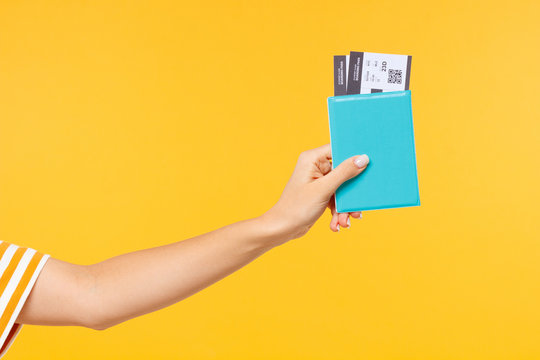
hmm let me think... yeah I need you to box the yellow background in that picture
[1,1,539,359]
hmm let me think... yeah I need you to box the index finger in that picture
[307,143,332,161]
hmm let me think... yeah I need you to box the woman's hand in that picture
[16,144,369,331]
[261,144,369,244]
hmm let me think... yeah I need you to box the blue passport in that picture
[327,90,420,212]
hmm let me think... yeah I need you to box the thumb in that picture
[318,154,369,197]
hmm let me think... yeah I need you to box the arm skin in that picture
[16,144,369,330]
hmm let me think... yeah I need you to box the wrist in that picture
[252,210,295,249]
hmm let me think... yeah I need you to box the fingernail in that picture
[354,155,369,168]
[337,224,340,232]
[359,212,363,219]
[347,217,351,228]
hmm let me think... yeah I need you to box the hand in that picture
[261,144,369,244]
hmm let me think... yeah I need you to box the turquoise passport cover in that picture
[327,90,420,212]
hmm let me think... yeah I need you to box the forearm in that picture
[83,214,286,329]
[16,214,290,330]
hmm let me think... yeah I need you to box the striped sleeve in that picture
[0,240,50,358]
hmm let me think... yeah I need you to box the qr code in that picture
[388,69,402,84]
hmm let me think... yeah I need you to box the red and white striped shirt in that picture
[0,241,49,358]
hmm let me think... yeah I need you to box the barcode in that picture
[388,69,402,84]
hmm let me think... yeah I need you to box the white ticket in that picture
[358,52,412,94]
